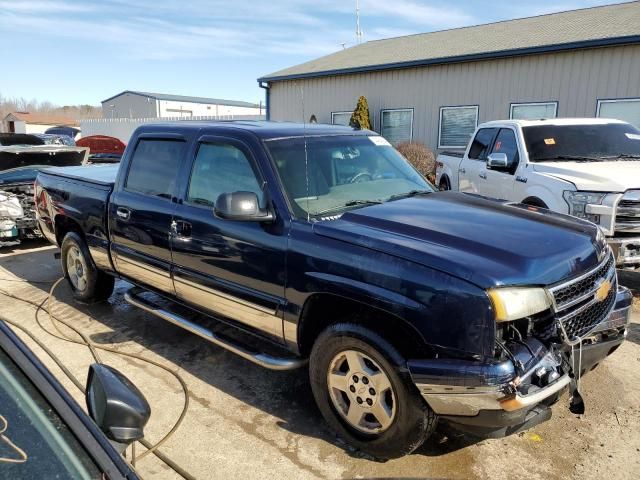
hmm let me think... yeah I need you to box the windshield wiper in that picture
[314,199,382,216]
[387,189,433,201]
[536,155,603,162]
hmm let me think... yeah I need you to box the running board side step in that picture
[124,288,307,371]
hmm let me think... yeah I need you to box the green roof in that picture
[260,1,640,82]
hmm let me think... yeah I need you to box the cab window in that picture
[490,128,519,171]
[125,139,185,199]
[468,128,498,160]
[187,142,263,208]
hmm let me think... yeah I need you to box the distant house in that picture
[1,112,79,135]
[101,91,263,119]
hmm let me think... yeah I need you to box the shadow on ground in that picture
[44,279,474,461]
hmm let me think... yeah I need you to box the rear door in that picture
[170,136,287,342]
[483,128,520,200]
[109,135,187,294]
[458,127,498,193]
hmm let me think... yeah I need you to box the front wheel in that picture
[309,323,436,459]
[61,232,114,303]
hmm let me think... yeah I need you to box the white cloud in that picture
[359,0,473,28]
[0,1,97,13]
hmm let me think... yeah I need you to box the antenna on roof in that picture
[356,0,363,44]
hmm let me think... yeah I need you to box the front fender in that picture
[521,175,573,212]
[285,222,496,360]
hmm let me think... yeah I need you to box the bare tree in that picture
[0,92,102,120]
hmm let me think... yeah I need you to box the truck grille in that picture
[615,190,640,233]
[548,251,617,345]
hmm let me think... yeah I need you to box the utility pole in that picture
[356,0,363,44]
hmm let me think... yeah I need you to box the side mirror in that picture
[86,364,150,451]
[215,191,274,222]
[487,152,508,169]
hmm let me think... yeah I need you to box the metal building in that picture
[259,2,640,151]
[101,91,263,119]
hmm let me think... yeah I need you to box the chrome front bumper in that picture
[609,237,640,268]
[408,287,632,421]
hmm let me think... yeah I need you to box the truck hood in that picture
[313,192,604,289]
[532,160,640,192]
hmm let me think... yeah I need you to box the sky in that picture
[0,0,628,107]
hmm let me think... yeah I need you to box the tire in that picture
[61,232,114,303]
[309,323,436,459]
[439,177,450,191]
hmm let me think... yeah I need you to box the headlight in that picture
[563,191,606,224]
[487,287,552,322]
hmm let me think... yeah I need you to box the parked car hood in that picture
[532,160,640,192]
[313,192,604,289]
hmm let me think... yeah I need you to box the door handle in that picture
[479,172,487,179]
[116,207,130,220]
[458,168,466,174]
[170,220,192,239]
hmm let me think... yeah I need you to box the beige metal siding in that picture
[269,44,640,150]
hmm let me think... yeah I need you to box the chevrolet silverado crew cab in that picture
[436,118,640,269]
[35,121,632,459]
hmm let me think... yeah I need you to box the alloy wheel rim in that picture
[327,349,396,434]
[66,246,88,292]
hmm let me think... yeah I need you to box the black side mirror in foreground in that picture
[86,364,151,451]
[215,191,274,222]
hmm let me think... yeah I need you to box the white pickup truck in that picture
[435,118,640,269]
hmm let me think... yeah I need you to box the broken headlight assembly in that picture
[488,287,552,322]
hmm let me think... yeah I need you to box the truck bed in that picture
[35,165,117,273]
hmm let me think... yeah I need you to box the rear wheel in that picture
[439,177,451,191]
[61,232,114,302]
[309,323,436,459]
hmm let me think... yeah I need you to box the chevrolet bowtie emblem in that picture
[595,278,612,302]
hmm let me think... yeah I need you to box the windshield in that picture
[0,348,101,479]
[523,123,640,161]
[267,135,433,218]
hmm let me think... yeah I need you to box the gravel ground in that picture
[1,240,638,480]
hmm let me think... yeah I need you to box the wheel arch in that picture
[297,292,432,359]
[521,196,549,208]
[438,174,451,191]
[55,215,85,246]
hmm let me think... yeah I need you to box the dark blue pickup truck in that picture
[35,121,632,459]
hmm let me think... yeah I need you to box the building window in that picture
[510,102,558,120]
[331,111,352,126]
[438,106,478,149]
[380,109,413,145]
[597,98,640,128]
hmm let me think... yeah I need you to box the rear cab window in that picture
[468,128,498,160]
[125,139,186,199]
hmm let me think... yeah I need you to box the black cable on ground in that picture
[0,281,196,480]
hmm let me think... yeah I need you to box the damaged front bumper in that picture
[408,286,632,438]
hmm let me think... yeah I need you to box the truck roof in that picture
[133,121,374,140]
[480,117,629,128]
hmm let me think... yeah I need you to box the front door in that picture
[483,128,520,201]
[170,137,287,342]
[458,127,497,194]
[109,137,187,294]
